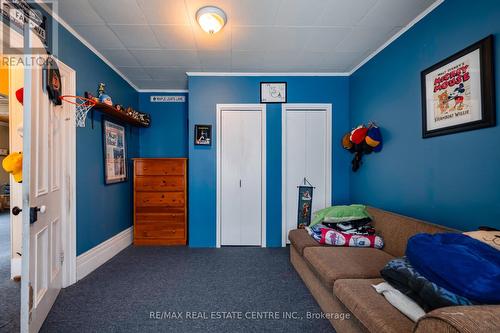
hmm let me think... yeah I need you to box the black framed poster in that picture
[102,118,127,184]
[260,82,287,103]
[194,124,212,146]
[421,35,495,138]
[297,185,314,229]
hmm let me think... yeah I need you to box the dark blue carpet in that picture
[41,246,334,332]
[0,212,20,333]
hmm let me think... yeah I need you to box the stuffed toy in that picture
[343,123,383,172]
[2,152,23,183]
[15,88,23,105]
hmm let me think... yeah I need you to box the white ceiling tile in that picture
[232,26,309,52]
[130,50,200,67]
[318,0,378,26]
[274,0,329,26]
[87,0,147,24]
[133,79,188,90]
[143,67,189,80]
[109,25,160,49]
[150,25,196,50]
[304,27,351,52]
[118,67,151,80]
[57,0,104,25]
[137,0,190,25]
[73,25,125,49]
[359,0,436,27]
[198,51,231,68]
[99,49,140,66]
[229,0,281,26]
[335,26,400,53]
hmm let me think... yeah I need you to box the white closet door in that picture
[221,111,242,245]
[221,110,262,246]
[239,111,262,245]
[284,106,331,244]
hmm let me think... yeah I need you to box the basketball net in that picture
[60,95,96,127]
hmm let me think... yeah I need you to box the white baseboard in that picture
[11,257,21,279]
[76,227,133,281]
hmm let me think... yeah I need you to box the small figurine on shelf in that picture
[84,91,99,103]
[114,104,123,111]
[97,83,113,106]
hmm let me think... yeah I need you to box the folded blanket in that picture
[381,257,473,311]
[305,224,330,242]
[320,228,383,248]
[406,233,500,304]
[372,282,426,322]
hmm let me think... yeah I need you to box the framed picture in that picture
[102,118,127,184]
[194,124,212,146]
[260,82,287,103]
[421,35,495,138]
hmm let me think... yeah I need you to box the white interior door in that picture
[219,106,266,246]
[20,40,66,333]
[282,104,331,246]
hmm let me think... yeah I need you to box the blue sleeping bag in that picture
[406,233,500,304]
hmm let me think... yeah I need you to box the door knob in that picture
[12,206,22,215]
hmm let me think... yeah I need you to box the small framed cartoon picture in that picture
[421,35,495,138]
[194,124,212,146]
[260,82,287,103]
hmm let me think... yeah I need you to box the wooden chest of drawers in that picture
[133,158,187,245]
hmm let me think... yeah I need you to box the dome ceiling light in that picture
[196,6,227,34]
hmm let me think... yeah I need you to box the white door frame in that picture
[216,104,266,248]
[281,103,332,247]
[2,22,77,288]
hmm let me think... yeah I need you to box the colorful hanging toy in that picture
[2,152,23,183]
[342,122,383,172]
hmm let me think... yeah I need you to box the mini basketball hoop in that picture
[60,95,97,127]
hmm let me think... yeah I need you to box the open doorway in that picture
[0,63,21,331]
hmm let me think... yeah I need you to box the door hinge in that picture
[60,251,64,265]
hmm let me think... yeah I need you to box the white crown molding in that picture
[35,0,140,92]
[349,0,445,75]
[76,227,133,281]
[186,72,350,77]
[137,89,189,93]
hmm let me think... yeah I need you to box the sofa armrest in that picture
[414,305,500,333]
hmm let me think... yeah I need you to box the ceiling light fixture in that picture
[196,6,227,34]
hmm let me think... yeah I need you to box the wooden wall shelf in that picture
[92,102,150,127]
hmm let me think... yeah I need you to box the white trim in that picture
[216,104,267,248]
[76,227,133,281]
[137,89,189,93]
[11,258,21,279]
[350,0,444,74]
[188,72,349,77]
[56,59,78,288]
[34,0,139,91]
[281,104,332,247]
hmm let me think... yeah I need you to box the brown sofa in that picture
[289,206,500,333]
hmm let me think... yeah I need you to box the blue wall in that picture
[139,93,188,158]
[349,0,500,231]
[188,76,350,247]
[47,15,140,255]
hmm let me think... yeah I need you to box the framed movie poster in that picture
[260,82,287,103]
[103,118,127,184]
[194,124,212,145]
[421,35,495,138]
[297,185,314,229]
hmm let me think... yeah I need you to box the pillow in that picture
[310,204,371,227]
[320,228,383,249]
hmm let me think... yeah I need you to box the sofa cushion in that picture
[288,229,322,255]
[303,247,394,289]
[334,278,415,333]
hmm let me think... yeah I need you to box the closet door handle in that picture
[239,179,242,188]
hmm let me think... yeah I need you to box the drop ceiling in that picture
[50,0,439,90]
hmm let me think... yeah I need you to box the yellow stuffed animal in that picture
[2,152,23,183]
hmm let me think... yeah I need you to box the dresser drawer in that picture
[136,192,185,207]
[135,176,185,192]
[135,160,185,176]
[135,224,185,239]
[135,213,185,224]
